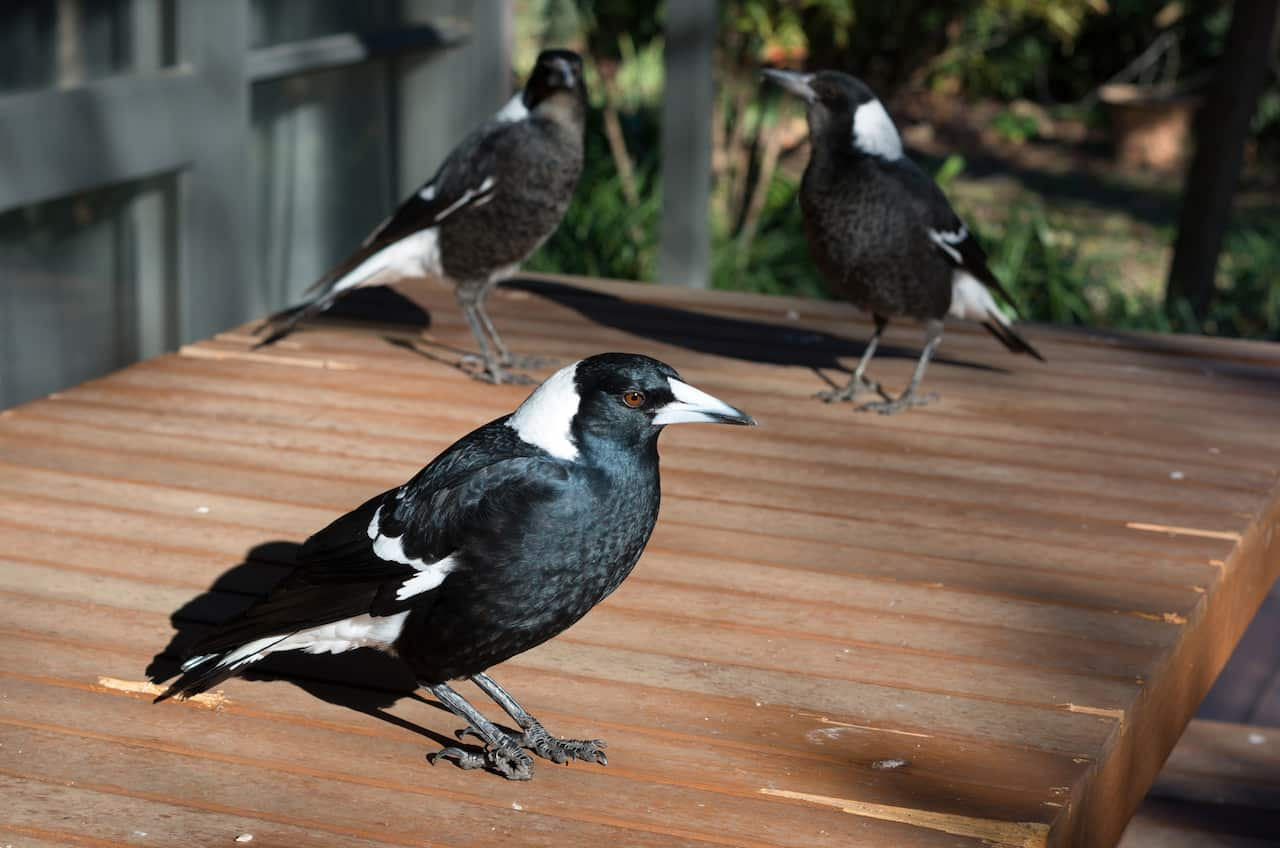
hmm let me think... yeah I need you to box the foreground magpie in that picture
[158,353,754,780]
[255,50,587,384]
[762,69,1043,413]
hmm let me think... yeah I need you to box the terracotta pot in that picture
[1099,83,1202,172]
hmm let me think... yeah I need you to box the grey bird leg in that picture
[817,314,890,403]
[455,282,533,384]
[861,319,944,414]
[468,672,607,766]
[425,681,534,780]
[472,287,551,370]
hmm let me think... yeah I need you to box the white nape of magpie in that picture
[761,68,1044,414]
[254,50,588,385]
[157,353,754,781]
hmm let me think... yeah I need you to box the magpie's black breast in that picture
[395,451,660,684]
[800,155,952,321]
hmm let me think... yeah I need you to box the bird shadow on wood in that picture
[505,277,1008,376]
[145,541,463,751]
[324,285,433,329]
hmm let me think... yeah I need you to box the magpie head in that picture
[525,49,587,112]
[761,68,902,160]
[506,353,755,462]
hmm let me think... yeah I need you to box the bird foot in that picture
[520,720,608,766]
[859,391,939,415]
[459,355,536,385]
[429,737,534,781]
[455,722,607,766]
[815,377,887,404]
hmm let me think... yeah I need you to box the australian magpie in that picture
[158,352,754,780]
[762,69,1044,413]
[255,50,587,384]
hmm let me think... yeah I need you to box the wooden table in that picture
[3,274,1278,847]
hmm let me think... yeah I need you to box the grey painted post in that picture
[396,0,509,199]
[658,0,715,288]
[176,0,255,340]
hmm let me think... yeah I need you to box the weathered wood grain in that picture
[2,273,1278,847]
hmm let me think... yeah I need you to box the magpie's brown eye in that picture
[622,390,646,408]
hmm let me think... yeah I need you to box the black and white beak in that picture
[653,378,756,427]
[760,69,816,103]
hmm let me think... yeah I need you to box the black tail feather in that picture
[252,296,336,350]
[154,654,238,703]
[982,318,1046,362]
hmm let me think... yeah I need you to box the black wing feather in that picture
[174,423,566,662]
[255,115,511,346]
[883,158,1024,314]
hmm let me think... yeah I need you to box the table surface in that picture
[3,274,1279,848]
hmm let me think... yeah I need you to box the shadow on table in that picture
[267,276,1009,380]
[505,277,1007,377]
[325,285,433,329]
[146,542,458,750]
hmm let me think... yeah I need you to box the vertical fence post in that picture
[658,0,715,288]
[176,0,254,340]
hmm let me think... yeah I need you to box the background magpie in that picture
[762,69,1044,414]
[157,352,754,780]
[256,50,587,384]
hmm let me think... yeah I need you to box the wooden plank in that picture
[1198,578,1280,722]
[1118,798,1280,847]
[0,423,1240,577]
[0,487,1193,651]
[2,772,409,848]
[1,273,1278,846]
[1149,719,1280,810]
[0,681,1011,847]
[1054,484,1280,846]
[0,588,1119,757]
[0,560,1140,716]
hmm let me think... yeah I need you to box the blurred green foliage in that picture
[517,0,1280,341]
[523,105,661,281]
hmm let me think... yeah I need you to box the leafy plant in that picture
[989,108,1042,143]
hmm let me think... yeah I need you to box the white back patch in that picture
[495,92,530,124]
[948,271,1008,324]
[852,99,903,160]
[197,611,412,672]
[281,612,410,657]
[332,228,442,293]
[506,360,582,460]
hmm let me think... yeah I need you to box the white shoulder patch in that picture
[506,360,582,460]
[433,179,497,224]
[366,505,460,599]
[494,92,529,124]
[948,271,1009,324]
[418,183,437,202]
[928,225,967,263]
[853,99,903,160]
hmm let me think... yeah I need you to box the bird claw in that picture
[459,355,536,385]
[519,720,608,766]
[429,739,534,781]
[814,377,887,404]
[859,391,939,415]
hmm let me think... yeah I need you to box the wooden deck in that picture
[2,274,1279,848]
